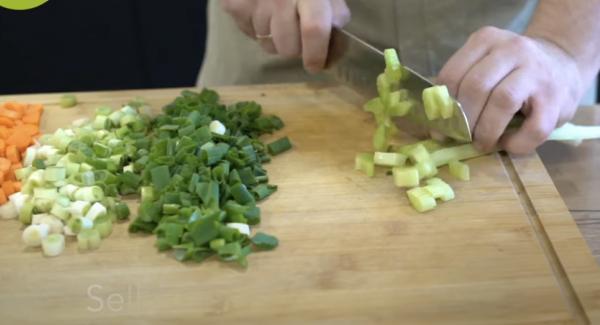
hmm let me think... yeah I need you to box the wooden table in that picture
[539,106,600,263]
[1,84,599,324]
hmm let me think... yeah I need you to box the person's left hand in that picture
[437,26,584,154]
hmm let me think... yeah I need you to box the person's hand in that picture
[219,0,350,73]
[437,26,584,154]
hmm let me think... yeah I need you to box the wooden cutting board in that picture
[0,83,599,325]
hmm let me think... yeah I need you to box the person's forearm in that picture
[525,0,600,85]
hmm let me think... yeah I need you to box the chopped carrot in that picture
[6,145,19,164]
[0,127,8,139]
[2,181,15,196]
[0,158,10,172]
[6,133,32,152]
[0,116,15,128]
[0,189,6,205]
[5,102,26,114]
[14,124,39,137]
[0,101,44,195]
[22,111,41,125]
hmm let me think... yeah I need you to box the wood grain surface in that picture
[0,83,599,324]
[538,106,600,264]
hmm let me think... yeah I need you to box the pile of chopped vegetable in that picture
[9,103,148,256]
[358,48,600,213]
[126,89,288,266]
[2,90,290,265]
[356,49,486,212]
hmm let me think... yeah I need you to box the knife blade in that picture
[324,28,472,143]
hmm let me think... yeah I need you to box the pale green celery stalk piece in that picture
[377,73,391,102]
[423,178,455,202]
[449,160,470,181]
[50,202,71,221]
[373,152,407,167]
[392,166,420,187]
[407,144,431,163]
[388,99,414,117]
[422,85,453,120]
[415,160,438,179]
[397,140,443,155]
[364,97,386,124]
[547,123,600,143]
[373,124,389,152]
[406,187,437,212]
[355,153,375,177]
[431,144,486,167]
[384,49,402,84]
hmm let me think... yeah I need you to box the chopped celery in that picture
[422,85,454,120]
[388,100,414,117]
[424,178,455,202]
[406,144,431,163]
[22,224,50,247]
[406,187,437,213]
[392,166,420,188]
[43,167,66,183]
[377,73,391,101]
[415,160,438,179]
[449,160,470,181]
[431,144,485,167]
[547,123,600,142]
[374,152,407,167]
[373,124,390,152]
[355,153,375,177]
[251,232,279,250]
[384,48,402,83]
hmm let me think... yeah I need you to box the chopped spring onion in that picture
[73,186,104,202]
[42,234,66,257]
[251,232,279,250]
[85,202,107,221]
[384,48,403,83]
[267,137,292,156]
[209,120,227,135]
[22,224,50,247]
[77,229,102,250]
[226,223,251,236]
[0,201,18,219]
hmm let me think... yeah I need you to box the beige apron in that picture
[198,0,538,87]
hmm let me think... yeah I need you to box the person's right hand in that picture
[220,0,351,73]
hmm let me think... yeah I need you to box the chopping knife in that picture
[324,28,472,143]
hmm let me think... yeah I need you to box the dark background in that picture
[0,0,207,95]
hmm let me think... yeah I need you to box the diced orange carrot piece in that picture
[0,171,4,183]
[0,126,8,139]
[14,124,39,137]
[0,158,9,172]
[5,133,31,152]
[6,145,19,164]
[13,181,21,192]
[0,139,5,157]
[2,181,15,196]
[0,189,6,205]
[0,116,15,128]
[22,111,41,125]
